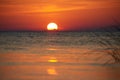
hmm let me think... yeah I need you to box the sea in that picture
[0,31,120,80]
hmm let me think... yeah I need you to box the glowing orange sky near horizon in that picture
[0,0,120,31]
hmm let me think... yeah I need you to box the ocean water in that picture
[0,32,120,80]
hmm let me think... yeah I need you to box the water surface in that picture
[0,32,120,80]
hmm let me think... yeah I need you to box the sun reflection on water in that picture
[47,67,57,75]
[47,48,57,51]
[48,57,58,63]
[47,57,58,75]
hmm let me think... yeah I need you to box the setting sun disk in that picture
[47,23,58,31]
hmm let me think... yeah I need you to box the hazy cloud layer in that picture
[0,0,120,14]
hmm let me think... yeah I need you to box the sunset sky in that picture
[0,0,120,31]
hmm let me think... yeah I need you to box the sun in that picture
[47,22,58,31]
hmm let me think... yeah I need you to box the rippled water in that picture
[0,32,120,80]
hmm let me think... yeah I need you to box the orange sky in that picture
[0,0,120,31]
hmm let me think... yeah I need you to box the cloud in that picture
[0,0,120,14]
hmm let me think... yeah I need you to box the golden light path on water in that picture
[47,56,58,75]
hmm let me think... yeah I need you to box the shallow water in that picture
[0,32,120,80]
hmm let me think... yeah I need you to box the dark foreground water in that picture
[0,32,120,80]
